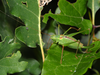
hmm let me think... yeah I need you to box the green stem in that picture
[92,0,95,25]
[92,69,100,75]
[92,0,95,39]
[88,10,92,22]
[39,10,45,62]
[86,0,95,47]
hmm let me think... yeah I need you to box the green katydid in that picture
[50,27,93,64]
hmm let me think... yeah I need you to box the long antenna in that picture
[0,10,25,25]
[0,10,51,36]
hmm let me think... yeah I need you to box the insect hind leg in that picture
[75,40,81,59]
[60,45,64,64]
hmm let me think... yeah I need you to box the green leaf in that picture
[0,51,28,75]
[43,0,92,34]
[26,59,41,75]
[41,41,100,75]
[55,7,61,14]
[15,70,30,75]
[14,70,30,75]
[6,0,41,47]
[0,0,15,40]
[15,58,41,75]
[0,36,21,59]
[87,0,100,16]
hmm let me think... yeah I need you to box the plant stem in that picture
[86,0,95,49]
[39,10,45,62]
[92,0,95,38]
[92,0,95,25]
[92,69,100,75]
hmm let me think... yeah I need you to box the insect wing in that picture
[53,35,83,49]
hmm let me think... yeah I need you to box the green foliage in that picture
[0,0,100,75]
[6,0,40,47]
[87,0,100,16]
[42,41,100,75]
[15,58,41,75]
[0,51,28,75]
[0,37,21,59]
[43,0,92,34]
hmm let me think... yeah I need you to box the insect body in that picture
[51,35,84,50]
[39,0,52,7]
[50,28,92,64]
